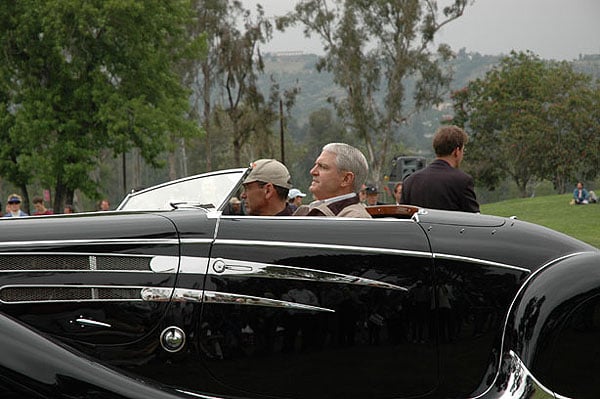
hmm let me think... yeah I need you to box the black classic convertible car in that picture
[1,167,599,399]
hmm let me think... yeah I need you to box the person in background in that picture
[63,204,75,214]
[294,142,371,218]
[393,182,403,205]
[358,184,367,204]
[573,182,590,205]
[32,196,54,215]
[364,185,385,206]
[98,199,110,211]
[287,188,307,212]
[4,194,29,217]
[241,159,293,216]
[401,125,479,213]
[227,197,244,215]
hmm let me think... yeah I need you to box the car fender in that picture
[0,311,190,398]
[475,250,600,399]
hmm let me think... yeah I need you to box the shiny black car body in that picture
[0,167,598,399]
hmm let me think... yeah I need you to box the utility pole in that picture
[279,98,285,164]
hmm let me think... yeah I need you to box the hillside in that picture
[260,51,600,154]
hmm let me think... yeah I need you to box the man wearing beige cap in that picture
[241,159,294,216]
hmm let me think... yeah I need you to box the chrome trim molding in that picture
[471,351,555,399]
[202,290,335,313]
[179,256,210,274]
[208,258,408,291]
[179,238,214,245]
[0,238,179,248]
[175,390,225,399]
[149,255,179,273]
[433,253,530,273]
[212,239,527,272]
[75,318,112,328]
[1,284,331,311]
[214,239,432,258]
[141,287,173,302]
[145,287,334,312]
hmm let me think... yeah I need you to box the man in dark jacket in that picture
[400,125,479,213]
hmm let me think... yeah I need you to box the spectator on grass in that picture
[573,182,590,205]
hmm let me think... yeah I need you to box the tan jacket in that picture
[294,195,371,218]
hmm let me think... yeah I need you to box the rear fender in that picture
[475,251,600,399]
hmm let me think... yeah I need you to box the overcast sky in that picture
[245,0,600,61]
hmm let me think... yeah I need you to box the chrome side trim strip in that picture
[0,239,179,248]
[214,239,432,258]
[202,290,334,313]
[179,238,214,245]
[212,239,527,272]
[76,318,112,328]
[0,251,165,258]
[0,269,158,274]
[175,389,225,399]
[179,256,210,274]
[433,253,530,273]
[207,258,407,291]
[149,255,179,273]
[142,287,335,313]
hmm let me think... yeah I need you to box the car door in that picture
[200,214,436,399]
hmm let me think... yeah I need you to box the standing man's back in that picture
[401,125,479,213]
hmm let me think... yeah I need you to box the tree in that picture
[216,3,298,167]
[0,0,200,211]
[184,1,299,171]
[277,0,470,185]
[452,51,600,196]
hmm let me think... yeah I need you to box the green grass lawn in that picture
[481,194,600,249]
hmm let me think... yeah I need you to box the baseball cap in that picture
[7,195,21,204]
[365,186,378,194]
[244,159,292,189]
[288,188,306,200]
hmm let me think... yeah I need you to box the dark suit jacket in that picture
[400,159,480,213]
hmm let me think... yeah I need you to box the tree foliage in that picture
[0,0,200,211]
[452,51,600,196]
[277,0,470,184]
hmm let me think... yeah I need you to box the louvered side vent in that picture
[0,255,151,271]
[0,287,143,304]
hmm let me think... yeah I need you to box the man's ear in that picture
[341,171,355,188]
[264,183,274,199]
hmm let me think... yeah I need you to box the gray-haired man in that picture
[295,143,371,218]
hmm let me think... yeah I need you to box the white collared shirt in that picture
[308,192,357,208]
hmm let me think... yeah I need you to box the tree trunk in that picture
[20,184,30,215]
[202,63,212,171]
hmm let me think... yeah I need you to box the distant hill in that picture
[260,50,600,155]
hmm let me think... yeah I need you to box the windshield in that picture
[116,168,247,211]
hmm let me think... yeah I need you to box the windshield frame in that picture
[116,168,248,212]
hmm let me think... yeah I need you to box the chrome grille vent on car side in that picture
[0,286,143,303]
[0,255,150,271]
